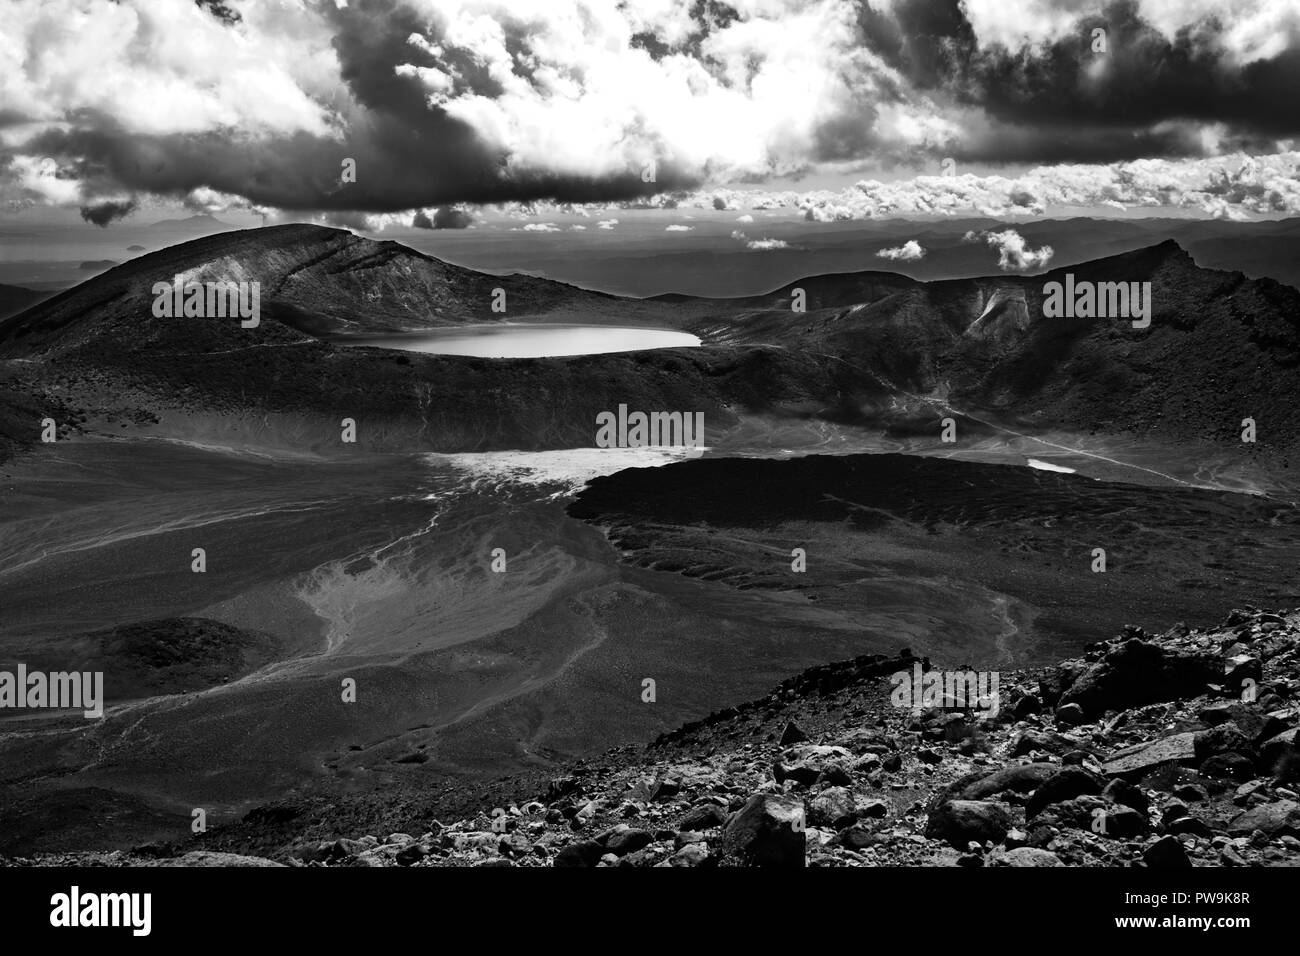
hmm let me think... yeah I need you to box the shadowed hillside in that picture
[0,284,50,321]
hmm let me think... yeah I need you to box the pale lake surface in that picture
[340,324,701,358]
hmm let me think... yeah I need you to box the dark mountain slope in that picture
[953,242,1300,446]
[690,241,1300,451]
[0,224,634,353]
[0,284,51,321]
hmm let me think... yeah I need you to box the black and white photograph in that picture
[0,0,1297,936]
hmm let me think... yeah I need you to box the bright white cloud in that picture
[963,229,1054,271]
[5,155,80,204]
[731,229,790,250]
[403,0,954,185]
[876,239,926,260]
[0,0,339,138]
[705,151,1300,221]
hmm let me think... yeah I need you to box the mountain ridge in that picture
[2,227,1298,465]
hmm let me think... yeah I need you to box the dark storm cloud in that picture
[315,0,702,206]
[872,0,1300,163]
[9,0,1300,216]
[432,206,474,228]
[413,206,473,228]
[857,0,976,90]
[974,2,1300,134]
[319,210,371,230]
[79,198,138,227]
[15,0,699,216]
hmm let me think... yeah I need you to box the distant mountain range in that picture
[2,224,1297,465]
[145,213,232,231]
[406,215,1300,298]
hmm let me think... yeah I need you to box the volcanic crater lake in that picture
[339,324,702,358]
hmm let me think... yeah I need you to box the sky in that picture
[2,0,1300,231]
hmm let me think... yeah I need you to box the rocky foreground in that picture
[11,607,1300,868]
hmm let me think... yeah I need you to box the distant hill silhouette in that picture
[460,216,1300,298]
[146,213,232,230]
[0,283,50,321]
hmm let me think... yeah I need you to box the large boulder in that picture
[779,720,809,746]
[1143,835,1191,868]
[1026,767,1106,818]
[553,840,605,868]
[1092,805,1149,838]
[994,847,1063,867]
[1223,655,1262,692]
[1228,800,1300,837]
[596,825,654,856]
[1201,703,1291,745]
[1010,729,1087,757]
[925,800,1012,848]
[671,843,711,867]
[1193,724,1254,761]
[1057,639,1219,717]
[774,745,853,787]
[1102,733,1197,777]
[808,787,856,829]
[720,795,806,867]
[931,763,1057,812]
[678,803,728,831]
[1102,778,1150,814]
[1034,795,1107,832]
[156,852,284,867]
[1261,729,1300,770]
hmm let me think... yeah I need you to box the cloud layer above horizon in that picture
[2,0,1299,224]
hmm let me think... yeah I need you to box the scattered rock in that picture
[224,608,1300,871]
